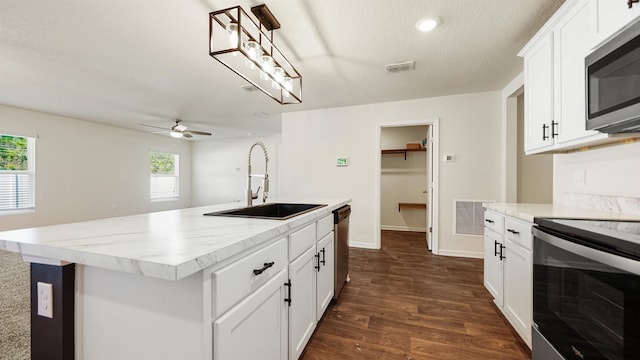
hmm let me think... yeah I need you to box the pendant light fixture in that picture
[209,4,302,104]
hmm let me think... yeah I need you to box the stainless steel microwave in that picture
[586,18,640,133]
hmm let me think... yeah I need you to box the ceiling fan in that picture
[140,119,212,139]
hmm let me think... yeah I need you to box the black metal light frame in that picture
[209,5,302,105]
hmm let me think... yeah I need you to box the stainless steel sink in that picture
[204,203,327,220]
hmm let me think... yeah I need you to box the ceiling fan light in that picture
[170,131,183,138]
[174,124,187,132]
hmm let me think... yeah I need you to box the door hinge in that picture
[429,227,432,233]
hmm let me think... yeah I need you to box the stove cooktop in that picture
[534,218,640,259]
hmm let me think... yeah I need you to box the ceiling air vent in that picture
[385,61,415,74]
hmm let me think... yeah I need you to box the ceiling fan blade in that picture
[184,130,212,136]
[140,123,171,131]
[183,133,193,138]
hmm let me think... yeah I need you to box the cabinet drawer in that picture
[289,223,317,260]
[505,217,533,251]
[484,211,504,235]
[212,237,287,318]
[317,214,334,240]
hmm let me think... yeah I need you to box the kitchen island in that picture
[0,199,350,360]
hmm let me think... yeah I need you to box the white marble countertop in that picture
[484,202,640,223]
[0,199,350,281]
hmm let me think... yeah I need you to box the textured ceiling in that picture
[0,0,564,139]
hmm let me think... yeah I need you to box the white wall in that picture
[554,141,640,201]
[190,136,280,206]
[281,91,502,255]
[0,104,191,231]
[516,94,553,203]
[380,126,428,231]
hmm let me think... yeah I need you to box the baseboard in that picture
[348,241,379,249]
[380,225,427,232]
[437,249,483,259]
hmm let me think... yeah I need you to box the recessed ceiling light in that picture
[415,17,441,32]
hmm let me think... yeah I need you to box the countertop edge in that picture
[0,199,352,281]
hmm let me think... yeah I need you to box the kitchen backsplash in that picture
[553,141,640,215]
[559,193,640,215]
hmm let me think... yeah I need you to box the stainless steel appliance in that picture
[532,218,640,360]
[333,205,351,300]
[586,17,640,133]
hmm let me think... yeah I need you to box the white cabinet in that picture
[595,0,640,44]
[554,0,599,144]
[212,214,338,360]
[483,210,533,348]
[502,217,533,347]
[523,32,554,153]
[483,225,504,306]
[288,245,317,360]
[213,269,288,360]
[518,0,640,154]
[316,232,334,321]
[521,0,602,154]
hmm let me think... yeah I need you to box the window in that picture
[0,134,36,212]
[150,151,179,200]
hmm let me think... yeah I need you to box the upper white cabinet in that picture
[523,32,554,153]
[554,0,599,144]
[595,0,640,44]
[520,0,636,155]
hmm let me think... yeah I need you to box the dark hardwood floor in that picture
[301,230,531,360]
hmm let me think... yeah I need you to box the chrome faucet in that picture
[247,141,269,207]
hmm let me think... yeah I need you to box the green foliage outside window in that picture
[150,151,175,175]
[0,135,28,170]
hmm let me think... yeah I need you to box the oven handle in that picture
[533,227,640,276]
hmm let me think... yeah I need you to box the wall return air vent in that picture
[385,61,416,73]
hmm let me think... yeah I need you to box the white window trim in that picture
[0,135,36,214]
[150,151,180,201]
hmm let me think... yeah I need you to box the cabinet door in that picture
[596,0,640,43]
[289,245,317,360]
[555,0,599,144]
[484,228,504,307]
[316,232,334,321]
[524,32,555,153]
[504,238,532,347]
[213,269,288,360]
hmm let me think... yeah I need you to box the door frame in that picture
[374,118,440,253]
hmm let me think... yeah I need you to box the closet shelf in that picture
[398,203,427,212]
[381,148,425,160]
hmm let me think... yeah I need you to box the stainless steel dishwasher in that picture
[333,205,351,300]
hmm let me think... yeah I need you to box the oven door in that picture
[532,227,640,360]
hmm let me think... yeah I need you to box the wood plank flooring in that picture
[301,230,531,360]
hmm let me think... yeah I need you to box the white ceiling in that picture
[0,0,564,139]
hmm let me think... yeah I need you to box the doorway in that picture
[375,119,439,253]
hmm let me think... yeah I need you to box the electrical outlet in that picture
[37,282,53,318]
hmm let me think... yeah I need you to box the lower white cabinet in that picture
[483,210,533,347]
[213,214,337,360]
[213,269,288,360]
[483,227,504,306]
[288,245,317,360]
[316,232,334,321]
